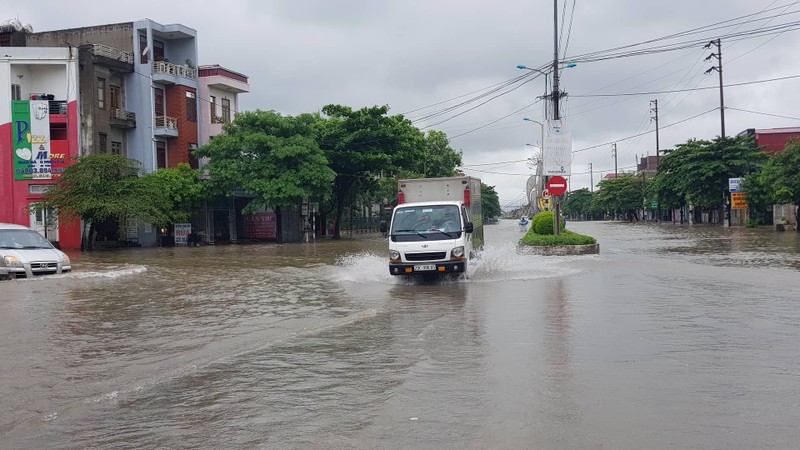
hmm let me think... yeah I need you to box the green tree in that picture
[315,104,426,238]
[196,110,336,214]
[37,154,151,250]
[651,135,765,223]
[595,174,647,221]
[481,183,501,219]
[563,188,597,220]
[139,163,207,227]
[755,139,800,229]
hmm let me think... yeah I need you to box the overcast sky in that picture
[12,0,800,209]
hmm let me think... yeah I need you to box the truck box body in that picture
[384,176,483,277]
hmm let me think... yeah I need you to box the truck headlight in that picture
[451,246,465,258]
[3,256,24,268]
[389,250,400,260]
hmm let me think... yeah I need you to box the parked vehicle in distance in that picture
[380,176,483,278]
[0,223,72,280]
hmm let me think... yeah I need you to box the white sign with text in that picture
[543,120,572,176]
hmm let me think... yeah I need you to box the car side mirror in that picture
[379,221,388,233]
[464,222,474,233]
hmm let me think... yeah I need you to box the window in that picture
[221,98,231,124]
[209,96,218,122]
[154,87,164,116]
[98,133,108,153]
[156,141,167,169]
[186,91,197,122]
[153,40,165,62]
[0,32,11,46]
[110,85,120,111]
[11,84,22,101]
[97,78,106,110]
[111,141,122,155]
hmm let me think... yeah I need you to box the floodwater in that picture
[1,221,799,449]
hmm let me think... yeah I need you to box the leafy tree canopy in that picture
[196,110,336,212]
[40,154,149,225]
[481,183,501,219]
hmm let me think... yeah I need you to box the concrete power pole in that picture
[705,38,728,225]
[612,143,618,177]
[650,99,660,167]
[588,162,593,192]
[551,0,562,235]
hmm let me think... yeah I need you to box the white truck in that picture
[379,176,483,277]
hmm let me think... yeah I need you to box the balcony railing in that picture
[111,108,136,121]
[152,61,197,79]
[155,116,177,129]
[91,44,134,64]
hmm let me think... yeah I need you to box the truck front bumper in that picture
[389,260,467,276]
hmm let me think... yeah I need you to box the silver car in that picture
[0,223,72,280]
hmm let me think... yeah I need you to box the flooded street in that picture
[2,221,800,449]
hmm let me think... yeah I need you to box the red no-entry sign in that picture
[546,176,568,196]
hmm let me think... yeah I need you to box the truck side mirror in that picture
[379,221,388,233]
[464,222,474,233]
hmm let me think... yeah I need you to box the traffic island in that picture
[518,211,599,255]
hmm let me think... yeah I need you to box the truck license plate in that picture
[413,264,436,271]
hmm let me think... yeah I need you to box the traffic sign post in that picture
[546,176,567,196]
[545,176,568,235]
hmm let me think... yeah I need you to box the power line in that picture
[572,107,719,153]
[570,73,800,98]
[726,107,800,121]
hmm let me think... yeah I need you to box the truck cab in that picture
[380,176,482,277]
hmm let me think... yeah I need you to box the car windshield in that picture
[0,229,55,249]
[390,205,462,242]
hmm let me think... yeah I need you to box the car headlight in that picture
[451,246,465,258]
[389,250,400,260]
[3,256,24,268]
[60,254,70,265]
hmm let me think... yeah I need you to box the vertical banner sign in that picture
[30,101,52,180]
[12,100,53,181]
[12,101,33,180]
[543,120,572,176]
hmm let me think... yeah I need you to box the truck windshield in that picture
[390,205,462,242]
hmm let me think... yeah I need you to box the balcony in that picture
[87,44,134,72]
[110,108,136,129]
[154,115,178,137]
[152,61,197,86]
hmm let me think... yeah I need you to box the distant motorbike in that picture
[519,218,529,231]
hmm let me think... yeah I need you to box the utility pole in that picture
[650,99,661,222]
[552,0,560,121]
[705,38,728,225]
[650,99,660,167]
[612,143,618,177]
[588,162,593,192]
[705,39,725,140]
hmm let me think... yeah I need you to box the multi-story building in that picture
[3,19,202,246]
[25,20,200,174]
[196,64,253,244]
[0,42,81,249]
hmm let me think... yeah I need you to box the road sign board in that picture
[729,177,743,193]
[542,188,551,199]
[731,191,748,209]
[546,176,568,196]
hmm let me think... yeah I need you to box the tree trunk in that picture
[87,222,96,251]
[81,221,87,252]
[333,199,343,240]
